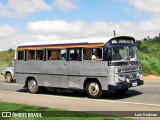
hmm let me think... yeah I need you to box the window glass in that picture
[69,49,79,60]
[112,46,128,61]
[92,48,102,60]
[28,50,35,60]
[36,50,44,60]
[129,46,139,61]
[18,51,24,60]
[48,49,66,60]
[83,48,92,60]
[61,50,66,60]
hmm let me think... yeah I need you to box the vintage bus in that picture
[14,36,144,98]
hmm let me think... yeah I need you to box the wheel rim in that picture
[6,73,12,82]
[88,82,99,96]
[28,80,37,92]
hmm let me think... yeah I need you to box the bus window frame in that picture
[27,50,35,61]
[47,49,67,61]
[68,48,81,61]
[82,47,103,61]
[17,50,25,61]
[35,50,44,61]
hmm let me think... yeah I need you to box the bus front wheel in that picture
[27,78,39,94]
[86,81,102,99]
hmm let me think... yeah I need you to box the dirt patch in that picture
[143,75,160,81]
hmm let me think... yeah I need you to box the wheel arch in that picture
[83,77,102,90]
[24,76,38,88]
[5,71,12,78]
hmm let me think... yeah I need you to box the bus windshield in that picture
[129,46,139,61]
[111,46,128,61]
[107,45,139,65]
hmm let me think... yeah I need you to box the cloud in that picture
[27,19,160,41]
[0,0,160,51]
[127,0,160,14]
[53,0,78,11]
[0,24,17,37]
[0,0,79,17]
[27,20,85,34]
[0,0,51,17]
[0,18,160,51]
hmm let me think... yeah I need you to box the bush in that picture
[140,54,160,75]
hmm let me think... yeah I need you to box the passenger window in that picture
[92,48,102,60]
[61,50,66,60]
[48,49,66,60]
[18,51,24,60]
[36,50,44,60]
[28,50,35,60]
[69,49,79,60]
[83,48,92,60]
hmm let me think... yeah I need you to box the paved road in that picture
[0,76,160,105]
[0,76,160,119]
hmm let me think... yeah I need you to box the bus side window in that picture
[69,49,79,60]
[36,50,44,60]
[92,48,102,60]
[28,50,35,60]
[47,49,66,61]
[17,51,24,60]
[48,50,56,60]
[83,48,92,60]
[61,50,66,60]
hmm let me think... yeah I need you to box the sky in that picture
[0,0,160,51]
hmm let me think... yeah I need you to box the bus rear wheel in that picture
[86,81,102,99]
[27,78,39,94]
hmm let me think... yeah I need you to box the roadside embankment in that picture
[143,75,160,81]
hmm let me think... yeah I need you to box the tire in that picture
[86,81,102,99]
[115,88,128,95]
[27,78,39,94]
[5,72,12,83]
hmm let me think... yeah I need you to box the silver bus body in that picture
[14,36,144,98]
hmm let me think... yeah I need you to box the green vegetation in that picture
[136,36,160,75]
[0,102,131,120]
[0,49,15,72]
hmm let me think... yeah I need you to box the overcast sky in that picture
[0,0,160,51]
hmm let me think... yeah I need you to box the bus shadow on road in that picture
[17,87,143,100]
[101,90,143,100]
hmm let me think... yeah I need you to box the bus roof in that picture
[17,36,135,50]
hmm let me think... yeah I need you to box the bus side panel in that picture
[68,61,109,90]
[15,61,69,88]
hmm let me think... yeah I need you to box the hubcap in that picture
[6,74,11,82]
[29,80,37,91]
[88,82,99,96]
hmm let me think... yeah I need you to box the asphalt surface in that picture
[0,76,160,105]
[0,76,160,119]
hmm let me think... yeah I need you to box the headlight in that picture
[118,75,125,82]
[137,73,143,80]
[139,74,143,80]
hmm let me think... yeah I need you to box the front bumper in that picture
[108,79,144,90]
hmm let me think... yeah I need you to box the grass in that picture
[0,102,132,120]
[139,52,160,76]
[137,36,160,76]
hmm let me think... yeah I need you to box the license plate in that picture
[132,82,137,87]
